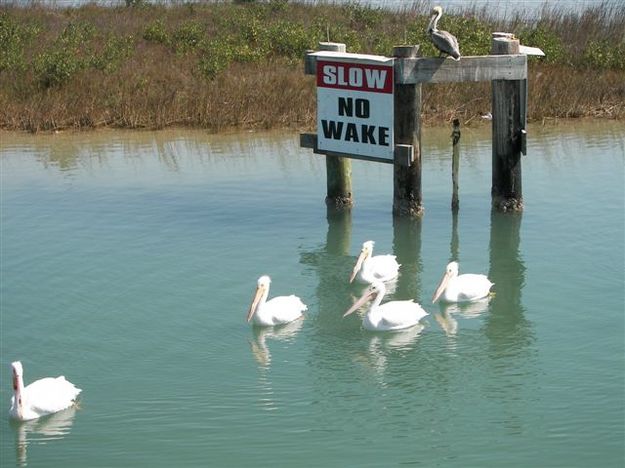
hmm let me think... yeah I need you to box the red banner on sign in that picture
[316,60,393,94]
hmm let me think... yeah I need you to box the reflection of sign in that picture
[315,53,394,160]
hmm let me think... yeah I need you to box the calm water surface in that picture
[1,122,624,467]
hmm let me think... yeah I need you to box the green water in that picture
[1,122,623,467]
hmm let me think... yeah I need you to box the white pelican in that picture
[427,6,461,61]
[432,261,493,303]
[9,361,81,421]
[247,275,307,327]
[344,280,428,331]
[349,240,400,284]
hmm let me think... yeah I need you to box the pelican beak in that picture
[247,285,265,322]
[343,287,375,317]
[349,250,367,283]
[432,271,452,303]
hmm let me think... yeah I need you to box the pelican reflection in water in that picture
[427,6,461,61]
[11,406,77,467]
[249,318,304,368]
[344,280,428,332]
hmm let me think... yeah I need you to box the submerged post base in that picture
[492,196,524,212]
[325,196,353,210]
[393,199,424,217]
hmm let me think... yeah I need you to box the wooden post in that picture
[491,34,525,212]
[393,45,423,217]
[451,118,461,212]
[318,42,353,209]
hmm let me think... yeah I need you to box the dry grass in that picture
[0,1,623,133]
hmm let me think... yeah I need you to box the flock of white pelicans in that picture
[6,4,485,425]
[248,240,493,331]
[9,240,494,423]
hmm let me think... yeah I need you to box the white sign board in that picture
[314,52,394,160]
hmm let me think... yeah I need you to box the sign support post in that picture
[318,42,353,209]
[392,45,423,217]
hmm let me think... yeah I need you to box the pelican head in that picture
[247,275,271,322]
[343,281,386,317]
[432,261,459,303]
[431,6,443,17]
[349,240,375,283]
[12,361,23,379]
[428,6,443,31]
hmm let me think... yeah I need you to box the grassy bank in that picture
[1,1,624,133]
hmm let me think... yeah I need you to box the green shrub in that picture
[58,21,95,48]
[0,12,40,72]
[267,21,314,59]
[198,39,235,79]
[582,40,625,70]
[172,20,205,54]
[35,49,86,87]
[91,35,135,72]
[143,19,169,45]
[518,25,566,64]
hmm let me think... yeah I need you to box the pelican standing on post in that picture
[432,261,493,303]
[9,361,81,421]
[427,6,461,61]
[344,280,428,331]
[349,240,400,284]
[247,275,307,327]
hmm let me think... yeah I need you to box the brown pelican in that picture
[427,6,461,61]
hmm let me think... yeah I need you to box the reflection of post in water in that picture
[325,207,352,256]
[392,215,423,302]
[450,210,459,263]
[299,207,353,328]
[486,210,532,349]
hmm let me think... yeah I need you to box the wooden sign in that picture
[313,52,394,161]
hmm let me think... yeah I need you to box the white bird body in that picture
[427,6,461,61]
[432,262,493,303]
[344,281,428,332]
[247,275,307,327]
[350,241,400,284]
[9,361,81,421]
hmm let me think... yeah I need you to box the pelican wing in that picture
[454,274,493,302]
[367,255,400,282]
[263,295,307,325]
[23,377,81,415]
[376,301,428,331]
[430,30,461,59]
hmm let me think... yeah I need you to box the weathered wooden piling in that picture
[451,118,461,212]
[319,42,353,209]
[491,34,525,212]
[393,45,423,217]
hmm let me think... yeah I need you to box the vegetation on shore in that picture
[0,0,624,133]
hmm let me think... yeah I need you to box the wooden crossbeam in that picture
[304,52,527,84]
[398,54,527,84]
